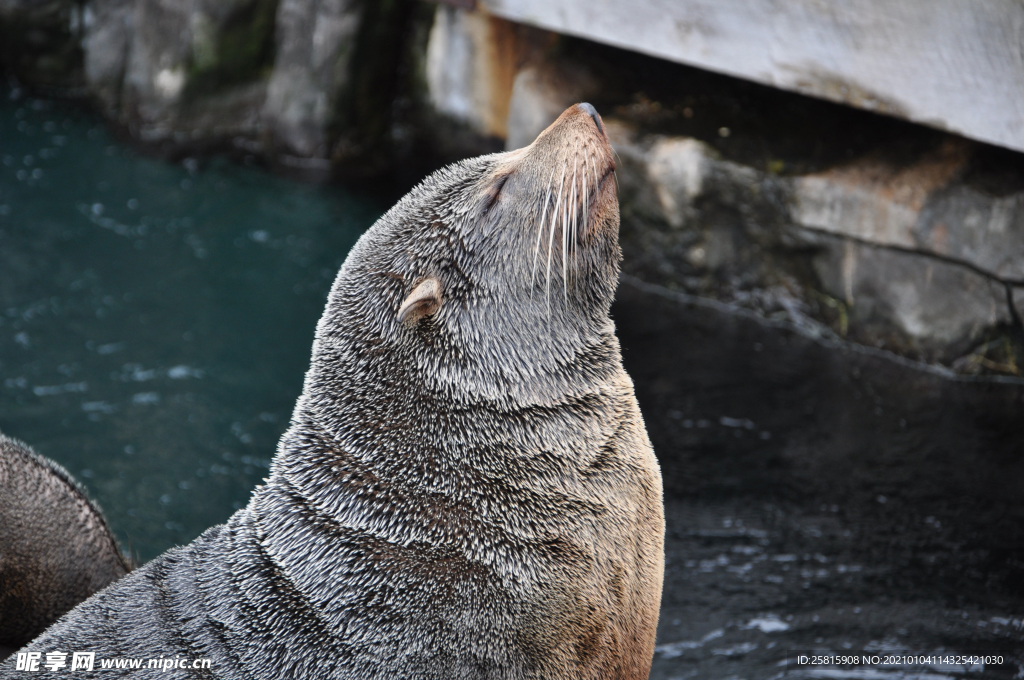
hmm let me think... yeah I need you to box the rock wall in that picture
[262,0,361,159]
[610,127,1023,364]
[420,3,1024,371]
[2,0,1023,372]
[76,0,281,145]
[2,0,421,167]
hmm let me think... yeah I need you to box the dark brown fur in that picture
[0,434,130,647]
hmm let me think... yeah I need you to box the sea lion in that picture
[4,102,664,679]
[0,433,130,648]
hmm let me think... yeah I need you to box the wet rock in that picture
[82,0,278,143]
[615,131,765,231]
[425,5,520,141]
[791,140,969,249]
[643,137,711,229]
[916,182,1024,281]
[504,59,596,150]
[82,0,133,112]
[604,117,1024,363]
[792,139,1024,282]
[609,122,791,307]
[0,0,84,88]
[806,233,1011,359]
[79,0,416,165]
[262,0,361,158]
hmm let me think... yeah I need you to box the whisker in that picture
[531,168,555,298]
[546,162,566,317]
[577,153,585,286]
[580,152,589,284]
[561,167,569,298]
[567,154,578,299]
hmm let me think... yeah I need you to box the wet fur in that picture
[5,105,664,679]
[0,434,130,647]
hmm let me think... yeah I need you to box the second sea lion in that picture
[0,433,130,649]
[5,103,664,679]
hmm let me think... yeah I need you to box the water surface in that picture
[615,280,1024,680]
[0,87,381,561]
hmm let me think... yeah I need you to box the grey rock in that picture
[608,121,1020,362]
[82,0,134,112]
[426,5,503,138]
[791,139,1024,283]
[1013,286,1024,327]
[610,122,783,290]
[916,185,1024,282]
[810,233,1010,359]
[262,0,362,158]
[504,60,596,150]
[425,4,536,143]
[119,0,195,125]
[425,6,481,129]
[643,136,711,228]
[83,0,277,142]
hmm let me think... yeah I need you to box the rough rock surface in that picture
[806,233,1011,359]
[607,122,1024,363]
[82,0,133,111]
[88,0,277,142]
[262,0,361,158]
[424,5,519,142]
[3,0,365,154]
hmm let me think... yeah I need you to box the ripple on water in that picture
[0,85,380,561]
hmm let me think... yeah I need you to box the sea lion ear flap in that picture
[398,277,443,325]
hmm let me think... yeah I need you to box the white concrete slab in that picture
[479,0,1024,153]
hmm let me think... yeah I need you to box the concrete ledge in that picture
[478,0,1024,154]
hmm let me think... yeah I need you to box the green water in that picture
[0,88,380,562]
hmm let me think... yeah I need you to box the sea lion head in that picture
[308,103,619,406]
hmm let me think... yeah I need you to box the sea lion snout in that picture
[577,102,605,136]
[496,102,618,306]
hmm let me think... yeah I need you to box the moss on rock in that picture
[185,0,279,99]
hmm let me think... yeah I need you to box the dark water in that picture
[0,87,381,561]
[614,280,1024,679]
[2,88,1022,678]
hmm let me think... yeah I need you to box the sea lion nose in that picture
[577,102,605,136]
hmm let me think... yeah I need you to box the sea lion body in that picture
[0,433,130,648]
[4,104,664,679]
